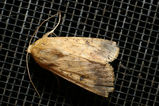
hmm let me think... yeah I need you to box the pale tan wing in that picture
[29,37,119,64]
[30,49,114,97]
[28,37,117,97]
[46,55,115,97]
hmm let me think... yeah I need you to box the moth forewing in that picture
[28,37,119,97]
[28,37,119,63]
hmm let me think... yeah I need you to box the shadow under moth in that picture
[26,12,119,98]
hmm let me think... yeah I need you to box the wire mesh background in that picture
[0,0,159,106]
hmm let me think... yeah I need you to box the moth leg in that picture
[50,32,57,37]
[55,76,60,88]
[52,74,61,90]
[120,64,134,71]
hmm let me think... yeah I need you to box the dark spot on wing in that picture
[85,40,90,45]
[80,75,85,81]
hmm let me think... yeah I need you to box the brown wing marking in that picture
[47,59,114,98]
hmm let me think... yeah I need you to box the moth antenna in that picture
[26,12,61,97]
[43,11,61,37]
[26,54,40,97]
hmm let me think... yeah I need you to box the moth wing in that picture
[46,55,114,97]
[29,37,117,97]
[57,37,119,63]
[32,37,119,64]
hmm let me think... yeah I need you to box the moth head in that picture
[27,39,39,53]
[27,45,32,53]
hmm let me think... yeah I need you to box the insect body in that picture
[27,37,119,97]
[26,12,119,97]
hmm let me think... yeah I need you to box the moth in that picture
[26,12,119,98]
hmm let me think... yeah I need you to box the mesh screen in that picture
[0,0,159,106]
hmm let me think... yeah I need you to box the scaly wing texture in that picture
[50,56,114,97]
[34,54,114,97]
[28,37,119,97]
[30,37,119,64]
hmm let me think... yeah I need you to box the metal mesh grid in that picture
[0,0,159,106]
